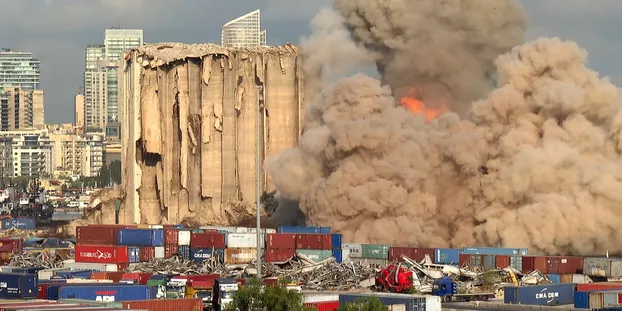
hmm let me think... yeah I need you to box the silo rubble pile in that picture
[118,43,305,225]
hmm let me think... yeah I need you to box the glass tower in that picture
[221,10,267,48]
[0,50,40,91]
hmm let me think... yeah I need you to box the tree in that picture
[97,164,110,187]
[109,160,121,185]
[224,278,314,311]
[339,296,388,311]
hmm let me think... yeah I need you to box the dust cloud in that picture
[267,0,622,255]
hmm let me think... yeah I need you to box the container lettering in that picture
[78,250,113,260]
[96,295,115,302]
[535,289,559,303]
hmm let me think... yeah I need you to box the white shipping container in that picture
[425,296,442,311]
[178,230,191,246]
[199,226,237,232]
[66,279,114,284]
[63,261,119,272]
[38,268,70,280]
[342,243,363,258]
[149,225,164,229]
[341,248,352,263]
[573,274,590,283]
[303,294,339,303]
[155,247,165,258]
[245,228,277,234]
[226,233,265,248]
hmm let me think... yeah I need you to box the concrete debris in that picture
[9,252,66,268]
[125,256,229,275]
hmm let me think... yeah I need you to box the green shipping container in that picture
[361,244,390,259]
[296,249,332,262]
[510,255,522,271]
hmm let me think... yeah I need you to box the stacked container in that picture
[434,248,461,265]
[225,233,262,264]
[265,233,296,263]
[295,233,333,262]
[117,228,165,261]
[1,217,36,230]
[331,234,343,263]
[164,228,179,258]
[343,244,390,265]
[190,231,226,263]
[388,247,434,262]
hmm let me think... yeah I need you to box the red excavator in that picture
[375,264,414,293]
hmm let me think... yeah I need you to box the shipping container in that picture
[388,247,434,262]
[574,289,622,309]
[339,292,440,311]
[91,272,124,282]
[121,273,152,285]
[546,256,584,274]
[46,283,131,300]
[584,257,622,278]
[178,245,190,260]
[331,234,342,250]
[38,268,70,280]
[522,256,548,273]
[150,225,164,229]
[277,226,330,234]
[503,283,576,305]
[342,244,362,259]
[164,244,179,258]
[589,290,622,309]
[164,229,178,245]
[76,226,122,245]
[117,229,164,247]
[510,255,523,271]
[0,273,37,299]
[547,274,560,284]
[303,293,340,303]
[434,248,461,265]
[462,247,528,255]
[297,250,333,262]
[122,298,202,311]
[58,285,157,301]
[295,234,331,250]
[304,301,340,311]
[0,266,44,274]
[53,270,96,279]
[155,246,164,259]
[226,233,265,248]
[560,274,588,284]
[496,255,510,269]
[128,247,140,263]
[266,233,296,249]
[74,245,129,264]
[577,283,622,292]
[1,217,35,230]
[190,232,226,248]
[332,249,343,263]
[350,258,389,266]
[190,248,225,263]
[178,230,191,246]
[0,238,23,253]
[63,261,122,272]
[265,248,295,263]
[139,247,155,262]
[361,244,390,260]
[224,248,257,264]
[199,226,237,232]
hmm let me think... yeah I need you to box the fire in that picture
[399,88,449,123]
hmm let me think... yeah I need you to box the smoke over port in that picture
[266,0,622,256]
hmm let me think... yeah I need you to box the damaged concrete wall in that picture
[119,43,304,225]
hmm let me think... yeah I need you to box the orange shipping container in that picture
[90,271,124,282]
[521,256,548,273]
[225,248,257,264]
[496,255,510,269]
[546,256,584,274]
[577,282,622,292]
[122,298,202,311]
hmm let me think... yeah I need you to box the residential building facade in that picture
[221,9,267,48]
[1,88,45,130]
[0,49,40,91]
[0,130,54,177]
[74,91,85,132]
[49,133,104,178]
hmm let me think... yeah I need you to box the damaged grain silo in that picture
[118,43,305,225]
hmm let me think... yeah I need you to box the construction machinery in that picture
[432,276,496,302]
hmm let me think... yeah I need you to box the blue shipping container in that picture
[331,234,342,249]
[10,267,45,274]
[46,283,133,300]
[0,273,37,299]
[117,229,164,246]
[463,247,528,256]
[178,245,190,260]
[340,293,427,310]
[574,289,622,309]
[434,248,461,265]
[332,249,343,263]
[59,285,157,301]
[504,283,576,305]
[1,218,36,230]
[53,270,95,280]
[129,247,141,263]
[190,248,225,263]
[547,274,560,284]
[277,226,330,234]
[173,224,185,229]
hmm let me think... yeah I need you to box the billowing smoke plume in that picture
[334,0,527,114]
[267,0,622,255]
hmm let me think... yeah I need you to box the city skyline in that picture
[1,1,621,124]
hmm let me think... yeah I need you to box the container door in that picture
[547,258,560,274]
[604,292,618,308]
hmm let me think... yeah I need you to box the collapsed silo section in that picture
[119,43,304,225]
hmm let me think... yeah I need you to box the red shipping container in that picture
[164,229,178,244]
[496,255,510,269]
[140,246,155,262]
[74,245,129,263]
[76,226,122,245]
[165,244,179,258]
[265,248,296,263]
[522,256,548,273]
[122,272,153,284]
[459,254,471,267]
[117,262,129,271]
[389,247,434,262]
[546,256,584,274]
[0,238,23,253]
[296,234,325,249]
[122,298,202,311]
[266,233,296,249]
[304,301,340,311]
[91,271,124,282]
[577,283,622,291]
[190,232,226,248]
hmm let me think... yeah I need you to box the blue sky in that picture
[1,0,621,124]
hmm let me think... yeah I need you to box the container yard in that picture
[0,224,622,310]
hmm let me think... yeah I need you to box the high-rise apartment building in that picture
[0,129,54,177]
[0,50,40,91]
[103,29,143,139]
[83,45,107,133]
[74,91,85,132]
[221,10,267,48]
[0,50,44,131]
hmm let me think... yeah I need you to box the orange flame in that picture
[399,88,449,123]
